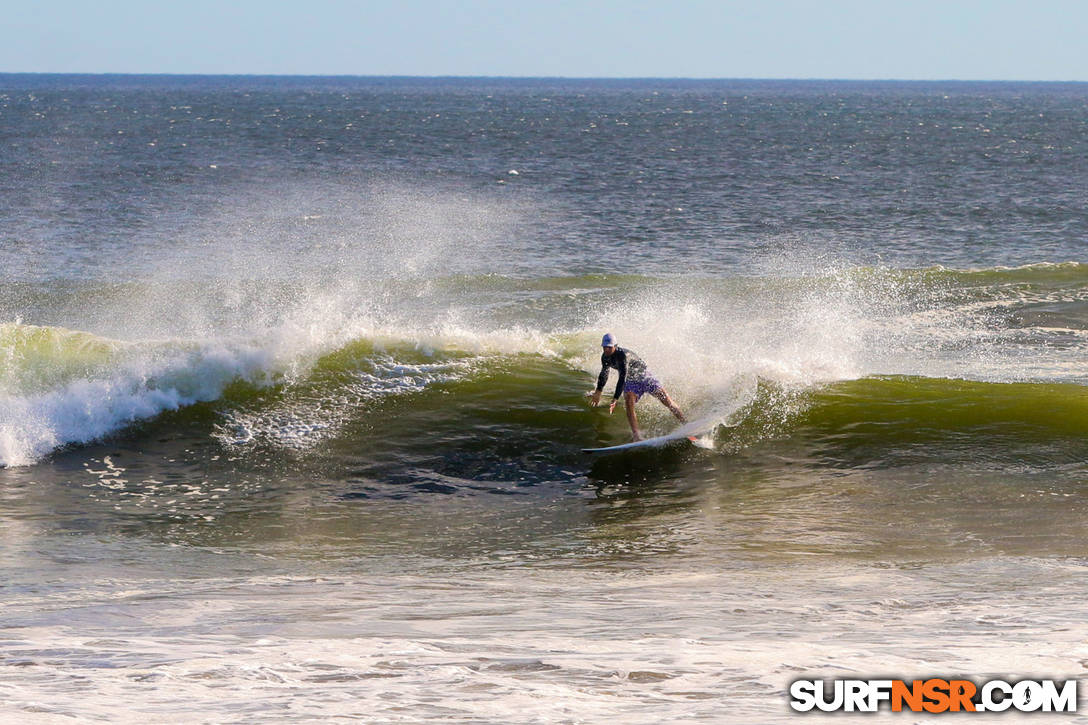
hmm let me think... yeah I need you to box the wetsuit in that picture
[596,346,660,401]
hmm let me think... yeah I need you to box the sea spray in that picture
[3,259,1086,465]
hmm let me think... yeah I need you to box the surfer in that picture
[587,333,686,441]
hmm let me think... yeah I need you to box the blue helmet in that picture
[601,333,616,347]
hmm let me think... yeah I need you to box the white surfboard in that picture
[582,415,719,454]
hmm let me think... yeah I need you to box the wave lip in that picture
[0,324,277,467]
[0,321,555,467]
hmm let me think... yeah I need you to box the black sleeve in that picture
[613,350,627,400]
[596,355,609,392]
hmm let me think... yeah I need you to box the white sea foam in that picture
[0,336,276,467]
[2,560,1086,723]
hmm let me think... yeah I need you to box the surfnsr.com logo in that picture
[789,678,1077,713]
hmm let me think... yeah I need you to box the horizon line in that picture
[2,71,1087,84]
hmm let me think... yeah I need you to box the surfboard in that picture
[581,432,697,454]
[582,415,719,454]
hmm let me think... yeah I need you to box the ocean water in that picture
[1,75,1088,722]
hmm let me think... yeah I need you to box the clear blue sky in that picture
[4,0,1086,80]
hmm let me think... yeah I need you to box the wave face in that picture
[3,261,1086,470]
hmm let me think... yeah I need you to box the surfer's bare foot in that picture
[631,432,643,442]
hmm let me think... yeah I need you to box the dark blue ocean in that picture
[2,75,1087,722]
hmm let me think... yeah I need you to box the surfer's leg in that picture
[653,389,687,423]
[624,390,642,441]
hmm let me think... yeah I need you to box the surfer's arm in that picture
[613,351,627,400]
[595,363,609,393]
[588,361,609,407]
